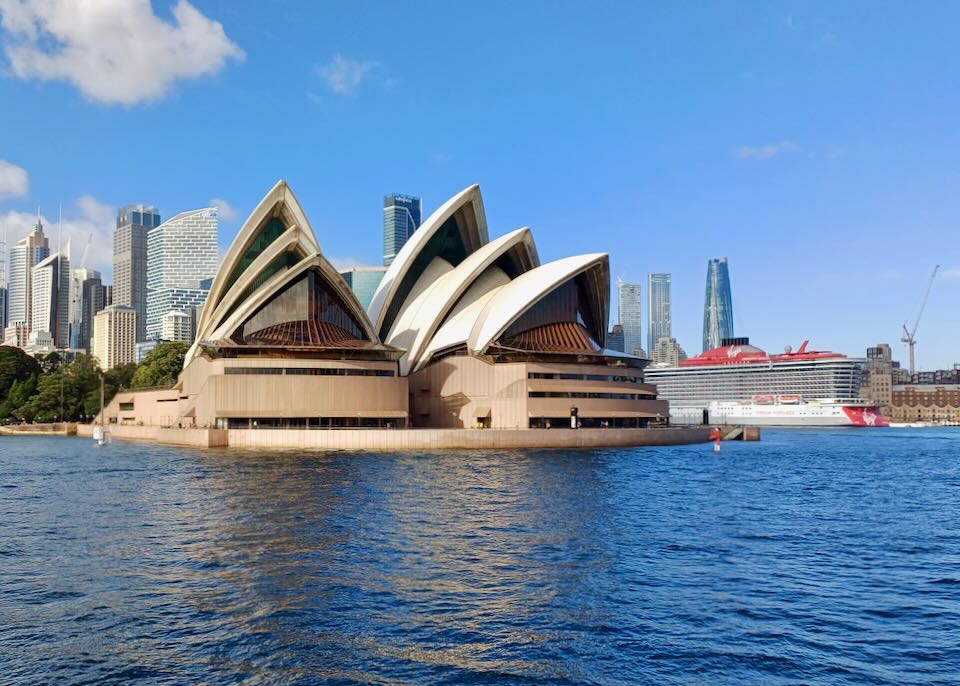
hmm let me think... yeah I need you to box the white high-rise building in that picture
[160,310,193,342]
[30,249,70,349]
[93,305,137,370]
[7,216,49,338]
[617,279,643,357]
[145,208,218,340]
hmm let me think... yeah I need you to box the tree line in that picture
[0,342,189,424]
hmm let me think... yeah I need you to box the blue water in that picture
[1,429,959,685]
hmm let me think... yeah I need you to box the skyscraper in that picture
[7,214,49,336]
[617,278,643,356]
[0,227,6,331]
[340,266,387,310]
[145,208,218,340]
[114,204,160,342]
[383,194,422,267]
[702,257,734,352]
[30,249,70,348]
[647,272,671,354]
[607,324,625,353]
[75,268,107,352]
[93,304,137,370]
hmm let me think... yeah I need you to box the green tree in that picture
[0,345,40,396]
[16,355,101,423]
[0,347,40,420]
[131,342,188,388]
[35,351,63,374]
[3,375,38,421]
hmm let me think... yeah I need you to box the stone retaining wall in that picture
[76,424,710,450]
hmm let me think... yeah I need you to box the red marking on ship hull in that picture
[842,406,890,427]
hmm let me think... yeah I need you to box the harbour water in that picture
[1,429,958,684]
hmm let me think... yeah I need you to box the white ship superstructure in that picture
[645,338,888,427]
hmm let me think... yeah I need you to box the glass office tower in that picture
[114,204,161,341]
[383,194,422,267]
[702,257,734,352]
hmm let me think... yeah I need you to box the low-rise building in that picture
[651,336,687,367]
[889,383,960,423]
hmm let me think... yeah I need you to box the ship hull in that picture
[670,402,889,427]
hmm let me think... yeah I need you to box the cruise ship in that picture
[645,338,888,427]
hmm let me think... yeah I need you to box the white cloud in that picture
[1,195,115,277]
[733,140,800,160]
[209,197,238,222]
[0,0,244,106]
[316,54,376,95]
[940,267,960,280]
[0,159,28,198]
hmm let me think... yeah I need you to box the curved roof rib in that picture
[196,180,319,339]
[387,227,539,374]
[205,252,379,346]
[185,180,368,367]
[467,253,609,355]
[368,184,488,339]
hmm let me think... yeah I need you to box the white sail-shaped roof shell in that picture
[467,253,610,355]
[368,184,488,339]
[185,180,377,367]
[384,227,539,374]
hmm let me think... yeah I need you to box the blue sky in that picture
[0,1,958,368]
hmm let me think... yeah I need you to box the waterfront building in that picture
[607,324,625,353]
[7,215,49,338]
[702,257,734,352]
[383,194,422,267]
[3,321,28,348]
[30,249,70,348]
[340,266,388,310]
[647,273,671,354]
[93,304,137,370]
[650,336,687,367]
[889,382,960,424]
[160,310,193,342]
[114,204,160,342]
[145,208,218,341]
[617,279,643,357]
[860,343,898,409]
[0,285,5,331]
[101,181,667,430]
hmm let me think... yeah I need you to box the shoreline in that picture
[72,423,716,450]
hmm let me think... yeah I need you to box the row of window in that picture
[528,391,654,400]
[528,417,659,429]
[223,367,395,377]
[217,417,407,429]
[527,372,643,384]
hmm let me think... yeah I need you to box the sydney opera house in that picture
[102,181,672,437]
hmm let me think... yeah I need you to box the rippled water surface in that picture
[2,429,959,684]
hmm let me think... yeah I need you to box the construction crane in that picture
[901,265,940,375]
[80,232,92,269]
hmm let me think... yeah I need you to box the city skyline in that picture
[0,3,958,367]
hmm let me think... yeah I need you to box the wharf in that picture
[74,424,721,450]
